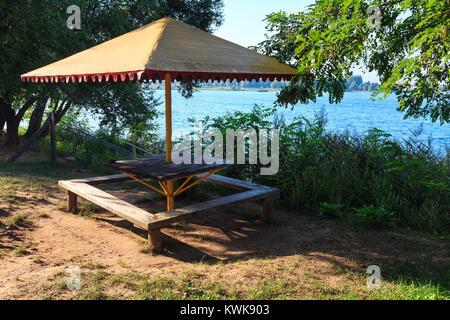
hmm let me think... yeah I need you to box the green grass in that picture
[327,256,450,300]
[7,214,30,227]
[39,212,49,218]
[248,279,295,300]
[138,277,179,300]
[77,203,98,217]
[372,280,449,300]
[381,259,450,296]
[0,188,18,204]
[82,271,110,300]
[35,254,450,300]
[33,255,44,263]
[13,245,29,257]
[0,159,73,185]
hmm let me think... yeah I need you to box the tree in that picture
[346,75,363,90]
[0,0,224,145]
[0,113,4,132]
[165,0,224,33]
[257,0,449,124]
[349,81,359,91]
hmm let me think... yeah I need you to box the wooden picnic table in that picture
[105,154,231,213]
[59,154,279,253]
[105,154,230,182]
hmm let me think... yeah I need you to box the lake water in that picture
[151,90,449,152]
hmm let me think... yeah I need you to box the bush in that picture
[319,202,345,219]
[349,205,397,230]
[197,105,449,235]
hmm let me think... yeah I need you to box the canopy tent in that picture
[21,18,296,84]
[21,17,297,213]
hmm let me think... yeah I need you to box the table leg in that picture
[148,228,162,253]
[167,180,174,211]
[67,191,77,212]
[261,200,272,224]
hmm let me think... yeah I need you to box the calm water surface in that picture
[151,90,449,151]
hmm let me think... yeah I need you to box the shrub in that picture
[319,202,345,219]
[196,105,449,235]
[350,205,397,230]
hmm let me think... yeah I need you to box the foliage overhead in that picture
[257,0,449,124]
[0,0,224,136]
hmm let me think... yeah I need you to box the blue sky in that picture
[214,0,379,83]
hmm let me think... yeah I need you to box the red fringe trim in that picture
[21,70,295,84]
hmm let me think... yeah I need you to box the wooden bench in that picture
[59,173,279,253]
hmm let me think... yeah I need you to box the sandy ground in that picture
[0,183,336,297]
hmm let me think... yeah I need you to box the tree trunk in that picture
[0,112,5,132]
[5,117,20,145]
[0,100,19,146]
[55,101,72,123]
[1,97,36,145]
[24,99,47,139]
[39,100,72,138]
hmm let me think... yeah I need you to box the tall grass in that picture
[201,105,449,235]
[32,126,165,173]
[33,133,121,174]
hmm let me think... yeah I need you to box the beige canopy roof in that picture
[21,18,297,83]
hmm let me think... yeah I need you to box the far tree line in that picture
[158,75,380,91]
[345,76,381,92]
[204,76,381,91]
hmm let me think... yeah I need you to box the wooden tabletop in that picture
[105,154,231,182]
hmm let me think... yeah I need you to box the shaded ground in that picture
[0,149,449,300]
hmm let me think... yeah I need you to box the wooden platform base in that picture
[59,174,279,253]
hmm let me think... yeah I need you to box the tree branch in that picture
[55,101,73,123]
[17,98,37,121]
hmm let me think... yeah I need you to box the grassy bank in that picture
[200,106,449,236]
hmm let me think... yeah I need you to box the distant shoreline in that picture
[150,87,379,93]
[149,87,279,92]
